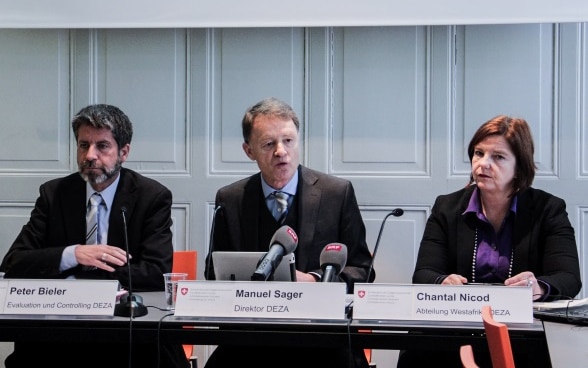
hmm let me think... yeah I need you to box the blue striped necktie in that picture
[86,193,103,244]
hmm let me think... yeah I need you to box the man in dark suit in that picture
[203,97,374,368]
[0,104,188,368]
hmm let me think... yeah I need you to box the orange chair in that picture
[481,305,515,368]
[460,345,479,368]
[172,250,198,368]
[172,250,197,280]
[357,329,375,367]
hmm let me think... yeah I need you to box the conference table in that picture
[0,292,549,358]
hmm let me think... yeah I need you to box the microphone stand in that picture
[114,207,148,318]
[366,208,404,282]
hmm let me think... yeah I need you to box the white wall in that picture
[1,0,587,27]
[0,23,587,367]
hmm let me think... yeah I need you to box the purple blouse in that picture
[463,188,517,283]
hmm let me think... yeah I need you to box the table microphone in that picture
[251,225,298,281]
[114,206,148,318]
[366,208,404,282]
[319,243,347,282]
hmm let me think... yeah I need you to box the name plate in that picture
[0,279,119,316]
[174,280,347,319]
[352,283,533,323]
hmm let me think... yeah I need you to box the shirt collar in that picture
[261,170,299,198]
[463,186,518,220]
[86,174,121,210]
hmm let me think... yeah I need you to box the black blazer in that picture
[1,167,173,292]
[206,165,374,291]
[413,185,582,300]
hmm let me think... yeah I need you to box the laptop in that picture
[212,251,295,281]
[533,298,588,326]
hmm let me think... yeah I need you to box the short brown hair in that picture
[467,115,536,195]
[241,97,300,143]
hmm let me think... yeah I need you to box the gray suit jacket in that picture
[206,165,374,291]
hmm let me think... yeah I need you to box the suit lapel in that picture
[297,167,320,256]
[110,169,137,248]
[511,190,533,273]
[242,174,262,250]
[456,187,476,277]
[457,219,476,277]
[61,175,88,243]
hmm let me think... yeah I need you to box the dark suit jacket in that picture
[1,167,173,291]
[413,185,582,300]
[0,168,188,368]
[203,165,372,368]
[206,165,374,291]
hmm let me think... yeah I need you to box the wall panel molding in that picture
[453,24,558,177]
[331,26,429,176]
[0,29,70,175]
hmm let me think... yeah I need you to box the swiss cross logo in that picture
[181,287,188,295]
[357,290,366,298]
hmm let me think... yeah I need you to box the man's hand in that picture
[75,245,128,272]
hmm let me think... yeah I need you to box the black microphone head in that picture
[119,293,143,304]
[391,208,404,217]
[121,206,127,214]
[270,225,298,254]
[319,243,347,274]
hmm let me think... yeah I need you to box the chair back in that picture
[482,305,515,368]
[172,250,197,280]
[172,250,198,367]
[460,345,479,368]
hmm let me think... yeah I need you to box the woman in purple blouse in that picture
[399,115,581,368]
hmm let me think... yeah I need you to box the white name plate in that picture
[0,279,119,316]
[353,283,533,323]
[174,280,347,319]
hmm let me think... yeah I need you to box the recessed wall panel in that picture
[0,29,70,173]
[363,207,428,284]
[454,24,556,176]
[332,27,428,175]
[94,29,188,174]
[171,204,189,251]
[0,204,34,262]
[211,28,305,174]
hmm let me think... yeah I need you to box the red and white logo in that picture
[325,244,343,252]
[287,227,298,242]
[181,287,188,295]
[357,290,366,298]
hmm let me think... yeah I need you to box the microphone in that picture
[205,203,224,280]
[289,253,297,281]
[114,206,148,318]
[319,243,347,282]
[366,208,404,282]
[251,225,298,281]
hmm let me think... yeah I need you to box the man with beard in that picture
[0,104,188,368]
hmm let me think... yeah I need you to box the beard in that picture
[79,159,122,185]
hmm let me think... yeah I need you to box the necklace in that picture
[471,227,513,283]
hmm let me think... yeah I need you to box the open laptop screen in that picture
[212,251,294,281]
